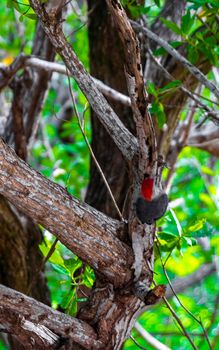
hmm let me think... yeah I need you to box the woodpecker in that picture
[136,177,168,225]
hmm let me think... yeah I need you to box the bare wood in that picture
[0,139,133,287]
[29,0,137,161]
[0,283,102,349]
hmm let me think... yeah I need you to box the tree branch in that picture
[0,57,132,107]
[132,21,219,100]
[0,138,133,287]
[0,284,102,349]
[135,322,171,350]
[107,0,157,177]
[29,0,137,161]
[147,46,219,125]
[187,125,219,157]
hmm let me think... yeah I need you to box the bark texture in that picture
[0,139,133,287]
[0,284,102,349]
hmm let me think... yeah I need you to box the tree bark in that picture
[0,284,102,349]
[0,138,133,287]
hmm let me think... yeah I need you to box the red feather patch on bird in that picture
[141,178,154,201]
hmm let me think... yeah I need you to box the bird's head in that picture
[141,177,154,201]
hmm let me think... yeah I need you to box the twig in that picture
[132,21,219,100]
[130,335,148,350]
[66,72,124,221]
[134,322,171,350]
[150,331,206,337]
[198,292,219,349]
[193,91,219,107]
[162,296,198,350]
[27,237,59,295]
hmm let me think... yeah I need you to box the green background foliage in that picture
[0,0,218,349]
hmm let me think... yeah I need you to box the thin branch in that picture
[27,237,59,295]
[162,296,198,350]
[67,72,124,221]
[135,322,171,350]
[0,138,133,287]
[132,21,219,100]
[130,335,148,350]
[0,55,131,106]
[25,57,132,106]
[156,241,212,350]
[150,331,206,337]
[29,0,137,161]
[166,262,216,298]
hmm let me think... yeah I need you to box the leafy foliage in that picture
[0,0,218,349]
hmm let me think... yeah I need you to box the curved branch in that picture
[0,139,133,287]
[29,0,138,161]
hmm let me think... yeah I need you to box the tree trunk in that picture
[86,0,135,218]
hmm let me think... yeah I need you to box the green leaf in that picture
[19,14,24,22]
[170,209,183,237]
[160,18,183,35]
[83,266,95,288]
[25,13,37,20]
[140,6,151,15]
[181,10,193,34]
[64,257,82,277]
[199,193,217,210]
[150,101,166,128]
[146,81,158,97]
[188,218,205,232]
[186,220,214,238]
[158,232,180,252]
[159,80,181,94]
[182,236,197,247]
[51,263,69,276]
[201,166,215,176]
[187,47,199,64]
